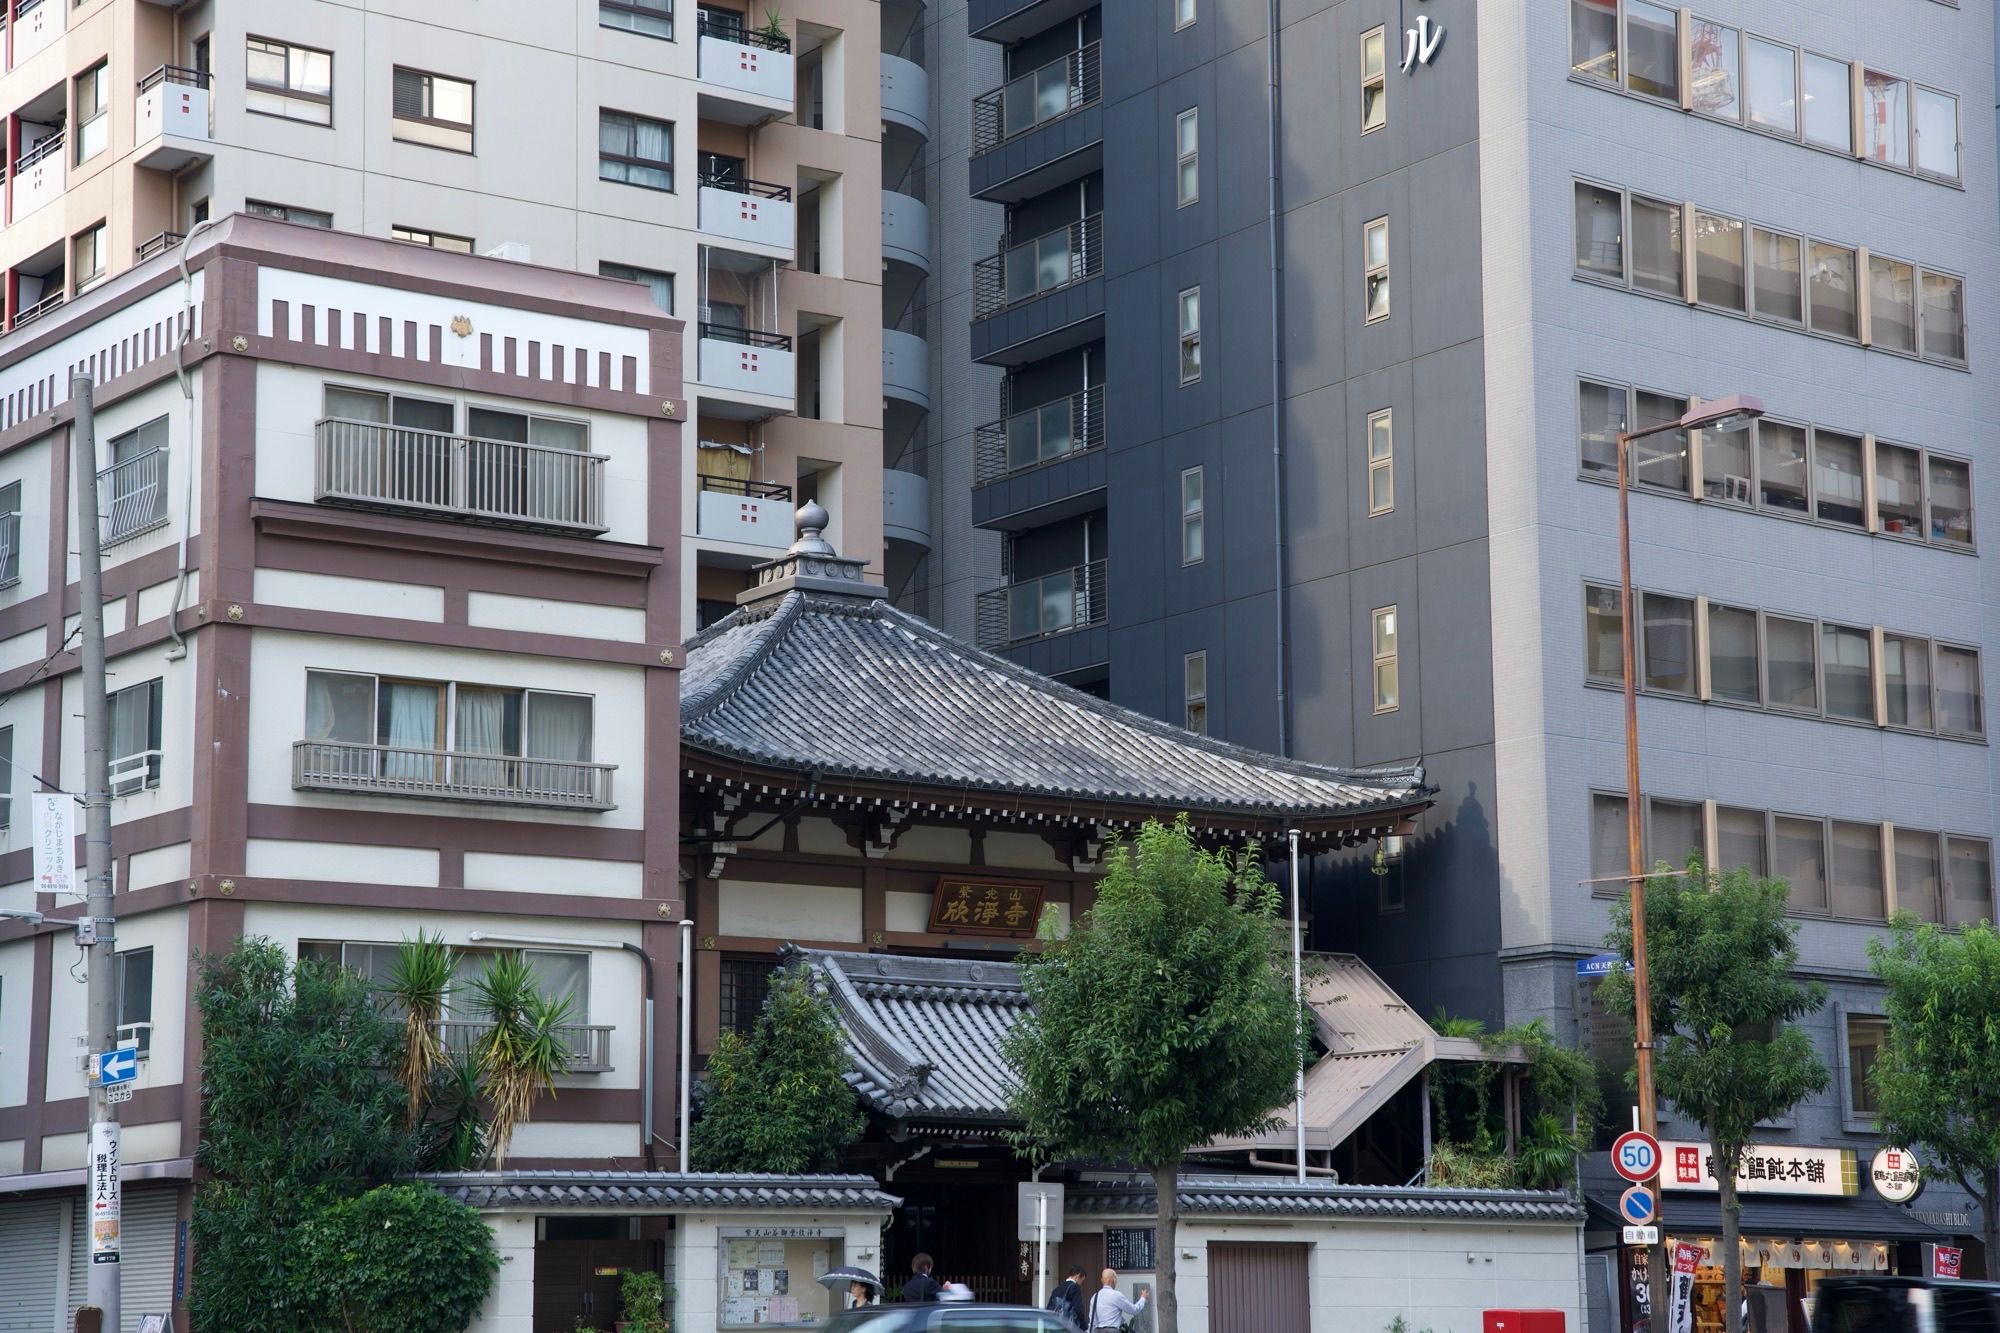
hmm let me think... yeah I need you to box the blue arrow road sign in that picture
[1619,1185,1657,1226]
[95,1047,138,1087]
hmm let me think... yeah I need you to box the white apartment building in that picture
[0,0,930,627]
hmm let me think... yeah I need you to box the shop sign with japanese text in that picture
[1660,1140,1859,1197]
[929,878,1044,937]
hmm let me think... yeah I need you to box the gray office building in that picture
[905,0,2000,1295]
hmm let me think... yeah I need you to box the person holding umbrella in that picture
[817,1265,884,1309]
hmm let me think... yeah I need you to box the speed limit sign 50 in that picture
[1612,1130,1662,1183]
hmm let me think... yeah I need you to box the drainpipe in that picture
[165,217,217,661]
[1264,0,1289,755]
[619,941,660,1171]
[678,918,694,1172]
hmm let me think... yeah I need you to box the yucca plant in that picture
[470,954,575,1169]
[422,1049,490,1172]
[384,933,457,1127]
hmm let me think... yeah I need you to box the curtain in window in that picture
[110,685,153,779]
[525,950,588,1022]
[526,693,593,797]
[454,686,515,792]
[393,70,425,119]
[382,681,439,781]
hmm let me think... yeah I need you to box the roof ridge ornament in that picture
[737,500,890,607]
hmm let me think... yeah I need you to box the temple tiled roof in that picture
[679,512,1431,841]
[419,1170,899,1213]
[1068,1177,1581,1223]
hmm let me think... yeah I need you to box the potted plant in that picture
[758,8,786,45]
[617,1269,671,1333]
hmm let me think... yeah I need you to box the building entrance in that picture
[883,1176,1025,1304]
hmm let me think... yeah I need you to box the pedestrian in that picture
[1047,1265,1088,1327]
[848,1280,877,1309]
[901,1253,941,1303]
[1086,1268,1148,1331]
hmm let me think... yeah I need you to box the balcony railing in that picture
[0,510,18,589]
[973,214,1101,320]
[974,384,1104,485]
[15,130,63,172]
[291,740,618,810]
[699,474,793,501]
[976,559,1106,650]
[12,288,64,331]
[697,13,792,51]
[102,448,169,545]
[135,230,185,263]
[314,418,608,535]
[700,171,792,202]
[138,63,210,94]
[436,1018,613,1073]
[698,321,793,351]
[972,42,1100,154]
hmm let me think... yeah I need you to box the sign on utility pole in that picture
[75,373,121,1329]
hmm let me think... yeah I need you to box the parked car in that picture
[825,1304,1079,1333]
[1810,1276,2000,1333]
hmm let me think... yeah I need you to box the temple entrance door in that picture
[884,1177,1027,1303]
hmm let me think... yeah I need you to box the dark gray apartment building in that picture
[902,0,2000,1304]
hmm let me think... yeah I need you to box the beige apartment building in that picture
[0,0,932,619]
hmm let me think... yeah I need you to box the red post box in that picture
[1483,1312,1566,1333]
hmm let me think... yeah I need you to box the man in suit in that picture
[900,1253,941,1302]
[1047,1265,1088,1327]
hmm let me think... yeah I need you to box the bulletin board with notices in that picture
[718,1226,842,1328]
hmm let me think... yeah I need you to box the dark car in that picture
[1810,1276,2000,1333]
[824,1304,1080,1333]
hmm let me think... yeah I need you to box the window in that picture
[1946,837,1994,928]
[1748,418,1807,513]
[1693,211,1745,310]
[1874,442,1923,537]
[1882,632,1932,731]
[600,110,674,191]
[110,679,163,795]
[1583,585,1623,684]
[601,261,675,314]
[1745,38,1797,136]
[1707,604,1759,704]
[1004,391,1081,470]
[1180,467,1204,564]
[1174,109,1198,206]
[468,406,588,453]
[1574,183,1624,281]
[74,61,108,164]
[1688,19,1738,121]
[71,223,105,293]
[391,226,474,253]
[392,67,475,153]
[1716,806,1767,876]
[1361,27,1387,131]
[1174,0,1194,30]
[1648,798,1702,870]
[1937,644,1983,739]
[1820,623,1873,722]
[1640,592,1694,695]
[1764,614,1818,713]
[1801,52,1850,152]
[1570,0,1617,83]
[1371,606,1399,713]
[1362,217,1389,322]
[1869,256,1918,355]
[601,0,672,39]
[1750,228,1803,324]
[1830,821,1886,920]
[247,37,333,124]
[1623,0,1678,102]
[1914,86,1959,180]
[325,385,453,434]
[1178,287,1201,384]
[0,480,19,588]
[1629,196,1682,299]
[1812,429,1865,528]
[1895,830,1943,924]
[1577,378,1626,476]
[1366,409,1393,515]
[1862,70,1910,169]
[105,417,170,546]
[1844,1013,1888,1120]
[1921,272,1966,363]
[1702,411,1752,505]
[117,948,153,1055]
[1183,652,1207,734]
[303,670,596,791]
[1774,815,1828,913]
[1590,793,1631,885]
[1929,455,1974,547]
[720,957,777,1037]
[246,200,333,229]
[1630,390,1688,493]
[1807,240,1858,336]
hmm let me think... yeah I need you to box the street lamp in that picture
[1615,393,1762,1299]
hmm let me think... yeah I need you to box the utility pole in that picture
[75,373,121,1331]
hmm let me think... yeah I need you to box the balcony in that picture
[884,466,932,550]
[971,214,1104,365]
[880,52,930,142]
[697,17,795,125]
[882,190,930,275]
[967,0,1097,46]
[695,473,794,550]
[976,559,1106,650]
[971,384,1106,529]
[697,174,795,258]
[101,448,169,546]
[292,740,617,811]
[12,131,64,221]
[136,231,185,264]
[11,288,63,332]
[970,44,1102,204]
[314,418,608,535]
[883,328,930,413]
[9,0,63,69]
[436,1018,613,1074]
[0,509,18,589]
[134,65,213,172]
[695,323,797,418]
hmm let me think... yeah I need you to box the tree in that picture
[468,953,576,1168]
[1600,866,1828,1333]
[1424,1014,1598,1190]
[297,1184,499,1333]
[1867,917,2000,1267]
[690,963,864,1172]
[384,933,456,1127]
[1003,817,1301,1333]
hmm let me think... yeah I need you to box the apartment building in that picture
[0,0,911,629]
[916,0,2000,1307]
[0,217,685,1332]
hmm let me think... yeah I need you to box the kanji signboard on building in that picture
[929,877,1045,937]
[1660,1140,1859,1197]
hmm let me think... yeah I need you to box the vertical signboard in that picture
[32,792,76,896]
[1666,1241,1702,1333]
[90,1121,121,1265]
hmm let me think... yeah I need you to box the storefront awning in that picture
[1592,1192,1955,1241]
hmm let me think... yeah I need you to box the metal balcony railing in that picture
[975,559,1106,650]
[972,42,1100,154]
[12,289,64,330]
[699,474,793,501]
[15,130,63,172]
[973,214,1101,320]
[135,230,185,263]
[974,384,1104,485]
[101,448,169,545]
[698,321,793,351]
[0,510,18,589]
[315,418,608,534]
[435,1018,614,1073]
[291,740,617,810]
[138,63,211,94]
[700,171,793,202]
[697,13,791,52]
[110,749,163,796]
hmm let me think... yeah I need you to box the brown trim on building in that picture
[187,876,681,922]
[241,331,662,418]
[20,933,54,1172]
[189,350,256,888]
[218,599,672,668]
[245,803,645,861]
[251,500,664,580]
[6,1084,186,1140]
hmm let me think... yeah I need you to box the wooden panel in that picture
[1209,1241,1310,1333]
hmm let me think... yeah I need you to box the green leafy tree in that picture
[1003,816,1301,1333]
[297,1184,499,1333]
[191,938,415,1332]
[690,963,864,1172]
[1867,917,2000,1266]
[1600,865,1828,1333]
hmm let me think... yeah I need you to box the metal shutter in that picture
[0,1197,63,1333]
[1208,1241,1310,1333]
[68,1187,179,1333]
